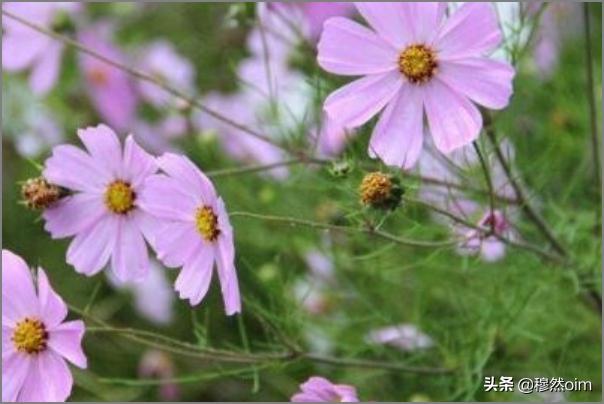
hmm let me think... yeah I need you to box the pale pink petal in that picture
[138,175,198,221]
[317,17,397,76]
[66,215,118,276]
[435,3,502,59]
[43,193,107,238]
[77,124,124,178]
[110,217,149,283]
[424,79,482,154]
[437,57,515,110]
[1,33,46,71]
[122,135,157,187]
[131,209,163,250]
[368,83,424,169]
[324,70,403,128]
[157,153,217,203]
[48,320,87,368]
[175,246,214,305]
[481,238,506,262]
[214,198,241,315]
[36,268,67,328]
[43,144,111,192]
[18,352,72,402]
[2,250,38,322]
[29,40,62,95]
[2,353,31,402]
[2,326,15,359]
[154,222,201,268]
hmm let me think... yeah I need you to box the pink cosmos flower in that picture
[78,24,138,132]
[457,210,513,262]
[317,2,515,169]
[137,40,195,108]
[2,2,80,95]
[291,376,359,402]
[2,250,87,402]
[43,124,158,282]
[366,324,433,352]
[138,153,241,315]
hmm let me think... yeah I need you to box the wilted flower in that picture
[78,23,138,132]
[2,250,87,402]
[139,153,241,315]
[43,124,158,282]
[366,324,434,352]
[291,376,359,402]
[21,176,64,210]
[318,2,515,169]
[2,2,80,95]
[359,171,403,210]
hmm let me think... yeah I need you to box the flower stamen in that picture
[105,180,135,214]
[13,318,48,354]
[398,44,437,84]
[195,206,220,242]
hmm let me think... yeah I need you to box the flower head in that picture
[318,2,515,169]
[291,376,359,402]
[78,24,138,132]
[2,2,80,94]
[139,153,241,315]
[21,176,64,210]
[366,324,434,352]
[42,124,158,282]
[359,171,403,210]
[2,250,87,402]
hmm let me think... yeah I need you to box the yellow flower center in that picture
[105,180,135,214]
[398,44,437,84]
[195,206,220,242]
[13,318,48,354]
[359,172,393,206]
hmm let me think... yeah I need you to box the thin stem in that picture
[583,3,601,186]
[302,352,451,374]
[472,140,496,230]
[229,211,460,248]
[1,9,284,152]
[206,157,327,178]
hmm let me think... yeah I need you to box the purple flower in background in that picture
[78,24,138,132]
[2,2,80,95]
[366,324,434,352]
[137,40,195,107]
[43,124,158,282]
[317,2,515,169]
[458,210,513,262]
[139,350,180,401]
[139,153,241,315]
[2,250,87,402]
[291,376,359,402]
[107,260,174,325]
[300,2,355,41]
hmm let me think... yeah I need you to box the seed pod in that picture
[359,171,403,211]
[21,177,64,210]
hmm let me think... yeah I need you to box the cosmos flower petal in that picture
[48,320,87,368]
[292,376,359,402]
[176,247,214,306]
[368,84,424,169]
[2,327,15,359]
[154,222,202,268]
[43,144,111,192]
[66,216,118,276]
[122,135,158,188]
[435,2,502,59]
[438,57,515,110]
[43,193,107,239]
[214,199,241,315]
[324,70,403,129]
[29,41,62,95]
[111,217,149,283]
[424,79,482,154]
[138,175,199,221]
[18,351,72,402]
[36,268,68,328]
[1,32,45,71]
[77,124,124,178]
[157,153,217,203]
[2,353,31,402]
[317,17,398,76]
[2,250,38,321]
[481,238,506,262]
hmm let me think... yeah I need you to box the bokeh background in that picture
[2,2,602,402]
